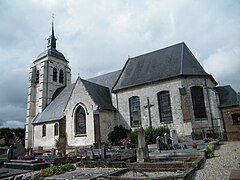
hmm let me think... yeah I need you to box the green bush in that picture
[39,163,76,177]
[108,125,131,145]
[128,129,138,145]
[128,127,169,145]
[205,144,215,158]
[145,126,169,144]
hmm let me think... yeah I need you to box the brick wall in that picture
[222,106,240,141]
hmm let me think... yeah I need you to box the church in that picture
[25,23,230,150]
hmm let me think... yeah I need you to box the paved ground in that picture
[194,141,240,180]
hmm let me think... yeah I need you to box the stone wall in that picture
[113,76,222,137]
[65,78,97,147]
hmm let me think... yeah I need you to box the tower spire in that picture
[47,14,56,49]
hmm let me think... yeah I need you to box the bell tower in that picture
[25,19,71,148]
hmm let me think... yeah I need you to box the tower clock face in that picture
[56,64,63,70]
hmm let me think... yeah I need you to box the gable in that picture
[113,42,211,91]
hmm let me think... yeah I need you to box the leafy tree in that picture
[107,125,131,145]
[0,128,15,146]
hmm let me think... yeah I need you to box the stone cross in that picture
[7,144,16,161]
[144,97,154,128]
[7,143,25,161]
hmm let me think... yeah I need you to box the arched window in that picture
[190,86,207,119]
[53,67,57,82]
[54,123,59,136]
[75,106,86,135]
[157,91,173,123]
[129,96,141,127]
[59,69,64,84]
[232,113,240,124]
[36,70,39,84]
[42,124,46,137]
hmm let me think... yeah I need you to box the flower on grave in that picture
[119,137,131,148]
[18,155,34,160]
[192,141,198,148]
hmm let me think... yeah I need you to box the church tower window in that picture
[59,69,64,84]
[54,123,59,136]
[36,70,39,84]
[42,124,46,137]
[191,86,207,119]
[129,96,141,126]
[75,106,86,135]
[53,67,57,82]
[158,91,173,123]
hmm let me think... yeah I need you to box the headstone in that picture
[170,129,178,145]
[51,148,56,155]
[101,144,107,160]
[164,133,171,144]
[156,136,164,151]
[136,127,149,162]
[7,143,25,161]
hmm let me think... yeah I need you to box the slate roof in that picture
[32,78,116,124]
[88,70,121,89]
[113,42,216,91]
[34,47,68,63]
[214,85,240,108]
[81,78,116,111]
[32,83,75,124]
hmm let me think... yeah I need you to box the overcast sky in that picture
[0,0,239,128]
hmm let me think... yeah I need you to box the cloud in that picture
[0,0,239,129]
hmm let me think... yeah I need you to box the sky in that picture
[0,0,239,128]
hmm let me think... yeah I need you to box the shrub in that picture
[129,129,138,145]
[205,144,214,158]
[145,127,169,144]
[128,127,170,145]
[107,125,131,145]
[39,163,76,177]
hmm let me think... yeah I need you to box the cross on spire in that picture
[47,14,57,49]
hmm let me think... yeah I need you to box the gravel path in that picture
[194,141,240,180]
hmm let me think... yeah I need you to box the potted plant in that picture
[192,141,198,148]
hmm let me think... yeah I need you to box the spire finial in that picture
[51,13,55,37]
[47,14,56,49]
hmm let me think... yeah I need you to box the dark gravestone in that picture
[156,136,164,151]
[7,144,25,161]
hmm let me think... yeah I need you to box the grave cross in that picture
[144,97,154,128]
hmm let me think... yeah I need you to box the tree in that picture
[0,128,15,146]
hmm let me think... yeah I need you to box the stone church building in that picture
[25,24,228,150]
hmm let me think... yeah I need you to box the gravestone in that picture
[164,133,171,144]
[170,129,178,145]
[156,136,164,151]
[136,127,149,162]
[7,143,25,161]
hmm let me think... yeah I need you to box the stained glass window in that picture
[42,124,46,137]
[54,123,59,136]
[75,106,86,135]
[129,96,141,126]
[158,91,173,123]
[191,86,207,119]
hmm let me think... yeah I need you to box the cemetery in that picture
[0,127,237,179]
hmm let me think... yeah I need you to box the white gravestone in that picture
[170,129,178,145]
